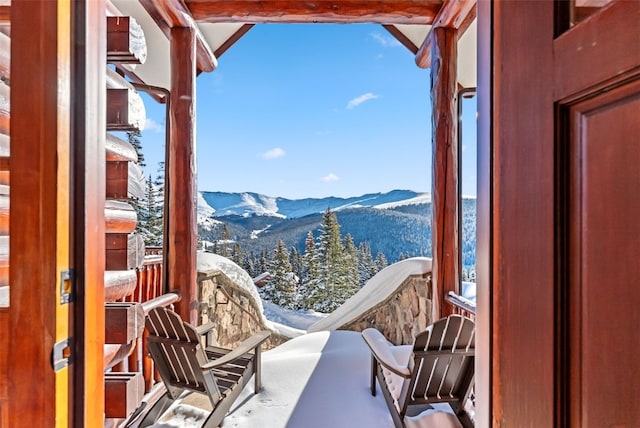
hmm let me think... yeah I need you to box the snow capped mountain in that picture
[198,189,428,219]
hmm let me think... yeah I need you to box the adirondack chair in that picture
[362,315,475,428]
[141,307,271,427]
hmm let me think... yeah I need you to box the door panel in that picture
[568,79,640,427]
[487,1,640,426]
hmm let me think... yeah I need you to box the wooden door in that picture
[5,1,106,427]
[479,1,640,426]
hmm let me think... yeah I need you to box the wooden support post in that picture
[430,27,459,319]
[167,27,198,324]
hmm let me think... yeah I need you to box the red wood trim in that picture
[140,0,217,72]
[186,0,441,24]
[0,156,8,171]
[491,1,555,426]
[554,0,640,101]
[382,24,419,54]
[214,24,254,58]
[415,0,476,68]
[0,6,8,23]
[430,27,459,320]
[168,27,198,324]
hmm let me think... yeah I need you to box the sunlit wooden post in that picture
[168,26,198,324]
[430,27,459,319]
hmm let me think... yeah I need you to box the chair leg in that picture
[254,346,262,392]
[370,355,377,396]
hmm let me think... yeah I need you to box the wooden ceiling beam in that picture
[140,0,217,72]
[382,24,419,54]
[185,0,442,24]
[415,0,476,69]
[214,23,254,58]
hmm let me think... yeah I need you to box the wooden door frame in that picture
[478,1,557,426]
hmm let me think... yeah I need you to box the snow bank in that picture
[308,257,432,333]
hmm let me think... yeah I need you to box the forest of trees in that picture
[207,208,389,313]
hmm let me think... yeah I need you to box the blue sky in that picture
[140,24,477,199]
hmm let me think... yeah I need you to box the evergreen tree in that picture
[357,242,376,287]
[375,251,388,272]
[260,240,298,309]
[299,231,318,310]
[343,233,360,294]
[127,130,145,168]
[147,162,165,246]
[231,242,243,266]
[307,208,353,312]
[218,225,230,258]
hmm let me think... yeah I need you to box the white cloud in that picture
[321,173,340,183]
[370,32,402,48]
[347,93,380,109]
[260,147,286,160]
[144,117,164,133]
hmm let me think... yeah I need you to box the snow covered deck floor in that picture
[153,330,463,428]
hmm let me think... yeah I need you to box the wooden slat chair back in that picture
[143,307,270,427]
[362,314,475,428]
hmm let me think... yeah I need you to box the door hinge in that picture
[60,269,74,304]
[51,337,73,372]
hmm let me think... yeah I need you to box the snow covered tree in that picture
[375,251,388,272]
[217,224,231,258]
[231,242,243,265]
[357,242,376,287]
[343,234,360,293]
[306,208,354,312]
[260,240,298,309]
[128,129,145,168]
[299,231,319,310]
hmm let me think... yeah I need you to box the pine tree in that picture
[299,231,318,310]
[343,233,360,294]
[357,242,376,287]
[375,251,388,272]
[231,242,243,266]
[260,240,298,309]
[218,224,230,258]
[127,130,145,168]
[307,208,354,312]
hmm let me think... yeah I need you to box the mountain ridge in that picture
[197,190,478,270]
[199,189,442,219]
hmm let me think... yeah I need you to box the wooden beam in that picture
[186,0,441,24]
[214,24,254,58]
[416,0,476,68]
[168,26,198,324]
[382,24,419,54]
[140,0,217,72]
[430,27,459,319]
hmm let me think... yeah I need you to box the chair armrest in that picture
[201,330,271,370]
[361,328,411,377]
[195,322,216,336]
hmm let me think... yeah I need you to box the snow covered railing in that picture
[446,290,476,320]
